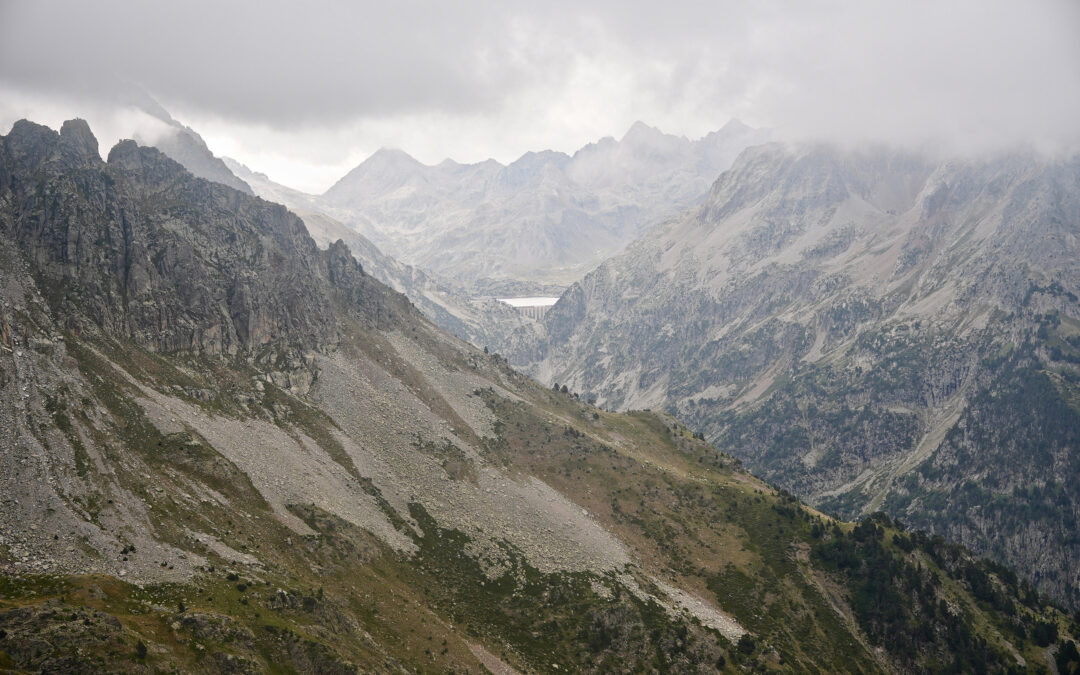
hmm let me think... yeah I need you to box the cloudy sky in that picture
[2,0,1079,192]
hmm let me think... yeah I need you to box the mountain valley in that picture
[1,119,1075,673]
[522,141,1080,606]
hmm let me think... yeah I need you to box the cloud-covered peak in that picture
[719,118,751,134]
[621,121,666,143]
[5,1,1073,189]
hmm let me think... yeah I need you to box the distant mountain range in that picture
[522,141,1080,604]
[216,119,769,346]
[127,98,769,345]
[318,120,770,294]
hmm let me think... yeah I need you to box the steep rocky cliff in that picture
[0,121,1074,673]
[3,121,351,360]
[528,142,1080,604]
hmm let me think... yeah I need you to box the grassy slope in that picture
[2,329,1079,674]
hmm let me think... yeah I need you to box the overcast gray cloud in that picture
[1,0,1078,192]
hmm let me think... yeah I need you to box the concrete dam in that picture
[497,296,560,320]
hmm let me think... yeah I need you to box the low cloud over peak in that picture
[2,0,1077,191]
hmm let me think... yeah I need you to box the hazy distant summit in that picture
[319,120,771,293]
[324,147,430,201]
[142,123,253,195]
[114,89,254,195]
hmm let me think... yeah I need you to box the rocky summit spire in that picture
[59,118,99,164]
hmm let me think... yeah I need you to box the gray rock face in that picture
[0,120,395,361]
[58,119,99,163]
[526,141,1080,603]
[318,121,770,293]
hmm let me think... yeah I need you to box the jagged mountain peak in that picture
[316,120,771,290]
[107,137,173,169]
[59,118,99,162]
[621,119,668,142]
[6,117,104,171]
[698,141,939,219]
[500,149,572,186]
[436,155,505,179]
[107,138,262,201]
[571,135,618,157]
[133,123,253,195]
[618,120,688,156]
[719,117,752,134]
[4,118,64,168]
[364,146,422,167]
[87,91,256,195]
[221,156,269,181]
[322,147,430,202]
[510,148,571,166]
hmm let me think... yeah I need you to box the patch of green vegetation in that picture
[44,390,91,477]
[405,503,730,673]
[812,516,1018,671]
[0,573,72,600]
[475,383,880,670]
[817,488,871,519]
[260,381,358,479]
[0,572,371,673]
[412,437,478,484]
[701,490,877,671]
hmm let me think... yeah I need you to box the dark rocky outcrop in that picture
[0,120,405,363]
